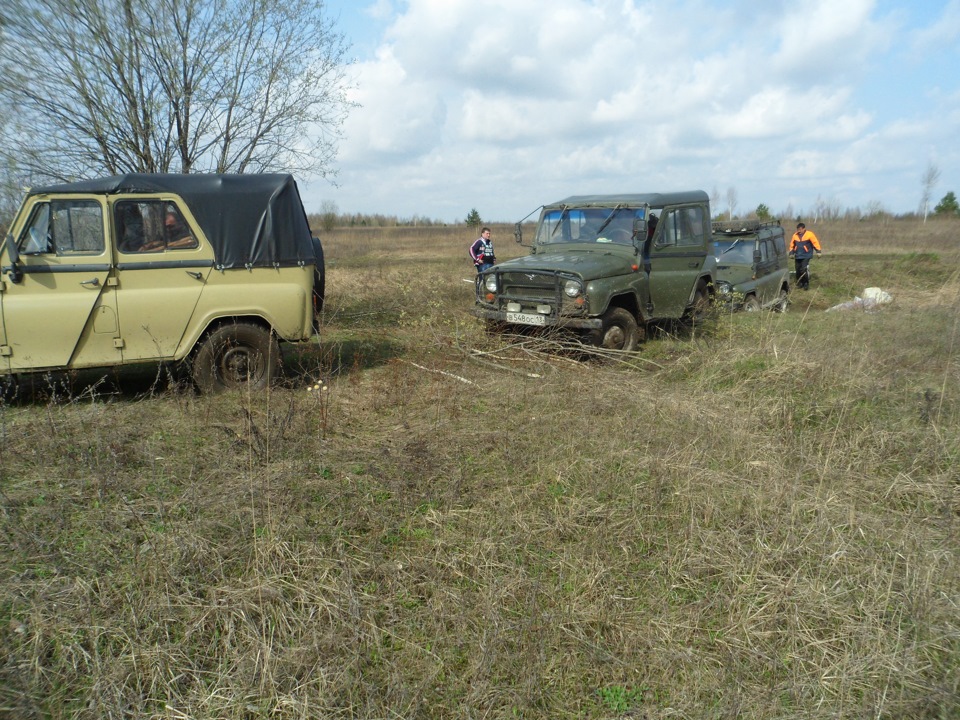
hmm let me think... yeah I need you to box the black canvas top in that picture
[27,173,315,269]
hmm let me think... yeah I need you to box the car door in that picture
[112,198,214,361]
[753,238,778,304]
[0,197,121,371]
[647,204,708,318]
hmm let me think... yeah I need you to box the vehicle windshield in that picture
[712,240,754,264]
[535,206,644,246]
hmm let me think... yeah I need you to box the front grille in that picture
[488,269,586,316]
[500,271,562,299]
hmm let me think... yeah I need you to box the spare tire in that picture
[311,236,325,315]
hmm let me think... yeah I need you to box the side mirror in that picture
[4,234,22,284]
[514,222,523,244]
[753,249,762,264]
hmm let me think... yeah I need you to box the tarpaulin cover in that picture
[27,173,315,269]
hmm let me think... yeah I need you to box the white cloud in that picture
[339,47,447,163]
[308,0,960,220]
[910,0,960,51]
[362,0,394,22]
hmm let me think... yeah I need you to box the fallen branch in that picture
[403,360,475,385]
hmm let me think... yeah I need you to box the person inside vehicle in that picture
[116,203,146,252]
[163,206,197,249]
[579,219,599,241]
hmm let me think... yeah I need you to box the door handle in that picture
[687,262,700,268]
[186,271,203,280]
[80,278,101,287]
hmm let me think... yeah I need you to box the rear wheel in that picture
[192,323,280,393]
[589,308,641,351]
[774,287,789,312]
[743,295,761,312]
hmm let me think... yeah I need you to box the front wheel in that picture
[743,295,761,312]
[192,323,280,393]
[688,280,711,323]
[589,308,641,351]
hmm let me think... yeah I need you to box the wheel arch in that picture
[190,318,281,393]
[179,314,276,361]
[602,291,641,323]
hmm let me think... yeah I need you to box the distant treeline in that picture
[306,205,959,232]
[306,212,452,230]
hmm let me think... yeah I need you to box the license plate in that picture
[506,311,546,326]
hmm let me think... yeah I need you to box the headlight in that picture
[717,281,733,295]
[484,275,498,293]
[563,279,582,298]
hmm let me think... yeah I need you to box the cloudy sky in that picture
[300,0,960,223]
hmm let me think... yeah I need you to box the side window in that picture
[18,200,104,255]
[659,210,679,246]
[18,203,53,255]
[676,206,705,247]
[116,200,198,253]
[658,206,705,248]
[759,241,769,262]
[774,235,786,256]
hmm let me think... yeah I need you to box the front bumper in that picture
[472,306,602,330]
[474,266,603,330]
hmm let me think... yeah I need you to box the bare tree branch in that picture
[918,162,941,223]
[0,0,355,183]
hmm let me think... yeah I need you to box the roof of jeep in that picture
[26,173,314,269]
[712,219,784,236]
[545,191,709,209]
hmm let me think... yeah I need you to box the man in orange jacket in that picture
[789,222,822,290]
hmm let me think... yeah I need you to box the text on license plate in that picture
[506,311,546,326]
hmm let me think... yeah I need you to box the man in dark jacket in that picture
[469,227,496,274]
[789,222,822,289]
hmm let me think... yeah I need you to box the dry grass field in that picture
[1,217,959,719]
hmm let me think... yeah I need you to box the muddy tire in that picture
[589,307,640,351]
[743,295,761,312]
[774,287,789,313]
[688,280,711,323]
[192,323,280,393]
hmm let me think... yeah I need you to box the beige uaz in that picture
[0,173,324,392]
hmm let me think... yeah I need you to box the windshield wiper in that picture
[718,238,742,256]
[594,204,623,236]
[550,205,569,238]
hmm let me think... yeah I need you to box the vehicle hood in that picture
[495,247,637,281]
[714,261,753,285]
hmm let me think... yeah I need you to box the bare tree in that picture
[319,200,338,231]
[725,186,738,221]
[0,0,355,183]
[814,194,843,221]
[710,186,721,218]
[865,200,888,220]
[919,162,941,223]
